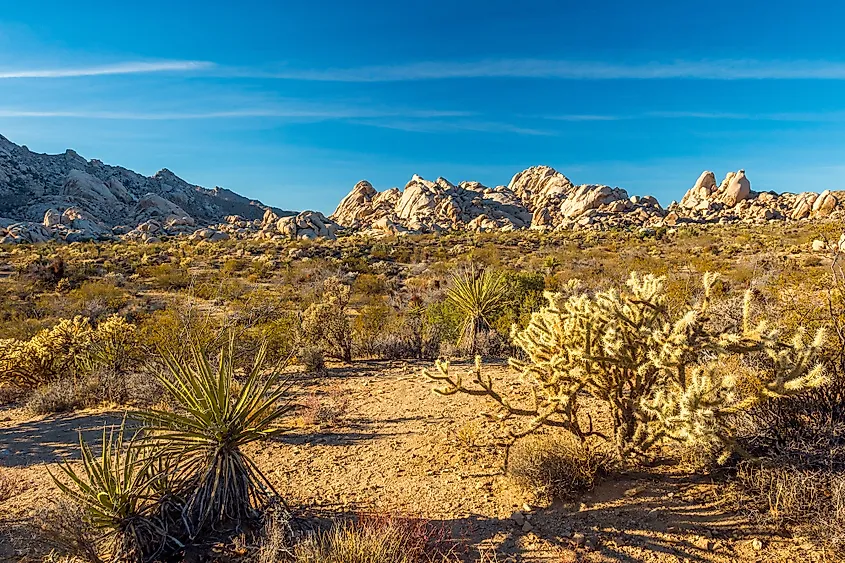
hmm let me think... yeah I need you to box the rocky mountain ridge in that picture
[2,132,844,244]
[0,133,295,243]
[330,166,845,236]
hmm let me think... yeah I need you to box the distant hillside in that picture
[0,133,291,230]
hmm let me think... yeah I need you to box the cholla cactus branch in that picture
[427,271,828,461]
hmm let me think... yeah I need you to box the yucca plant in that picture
[48,422,168,563]
[140,335,291,536]
[446,266,506,354]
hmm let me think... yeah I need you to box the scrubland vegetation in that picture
[1,222,844,562]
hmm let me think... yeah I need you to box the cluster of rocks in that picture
[670,170,845,224]
[332,165,845,236]
[258,210,341,240]
[331,166,667,235]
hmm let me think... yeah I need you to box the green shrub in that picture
[301,277,353,363]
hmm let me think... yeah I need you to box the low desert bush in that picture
[730,368,845,556]
[507,434,614,502]
[301,277,353,362]
[294,514,455,563]
[298,344,326,373]
[26,379,89,414]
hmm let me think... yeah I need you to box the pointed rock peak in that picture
[352,180,376,194]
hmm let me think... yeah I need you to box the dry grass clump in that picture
[507,434,614,502]
[729,367,845,557]
[292,513,457,563]
[26,379,89,414]
[38,500,102,563]
[301,386,350,427]
[0,467,23,502]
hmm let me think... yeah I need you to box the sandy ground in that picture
[0,361,830,562]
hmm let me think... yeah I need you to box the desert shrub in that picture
[26,379,89,414]
[729,365,845,555]
[353,302,392,358]
[734,464,845,555]
[508,434,614,502]
[298,344,326,373]
[140,337,292,535]
[68,281,129,320]
[139,263,190,290]
[427,272,827,461]
[294,514,454,563]
[23,255,65,287]
[136,307,222,361]
[495,271,546,332]
[301,277,353,362]
[446,267,506,355]
[239,313,301,369]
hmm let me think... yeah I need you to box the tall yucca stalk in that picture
[447,266,506,354]
[48,422,168,563]
[140,336,291,536]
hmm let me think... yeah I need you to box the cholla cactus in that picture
[0,315,142,388]
[426,272,827,460]
[301,276,353,362]
[0,316,94,388]
[88,315,141,374]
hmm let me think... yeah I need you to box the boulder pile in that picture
[331,166,666,235]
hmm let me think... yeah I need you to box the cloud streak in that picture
[0,60,214,79]
[260,59,845,82]
[0,107,472,120]
[542,110,845,122]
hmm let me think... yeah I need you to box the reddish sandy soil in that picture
[0,361,829,562]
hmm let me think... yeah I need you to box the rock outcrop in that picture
[673,170,845,224]
[0,132,292,244]
[259,210,341,240]
[331,166,665,235]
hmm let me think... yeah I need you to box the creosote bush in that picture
[301,277,353,362]
[427,272,827,461]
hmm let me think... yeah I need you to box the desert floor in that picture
[0,361,829,563]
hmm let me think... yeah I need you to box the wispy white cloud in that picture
[0,60,214,79]
[0,107,472,120]
[353,119,553,136]
[540,110,845,122]
[258,59,845,82]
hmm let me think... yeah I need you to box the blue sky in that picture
[2,0,845,213]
